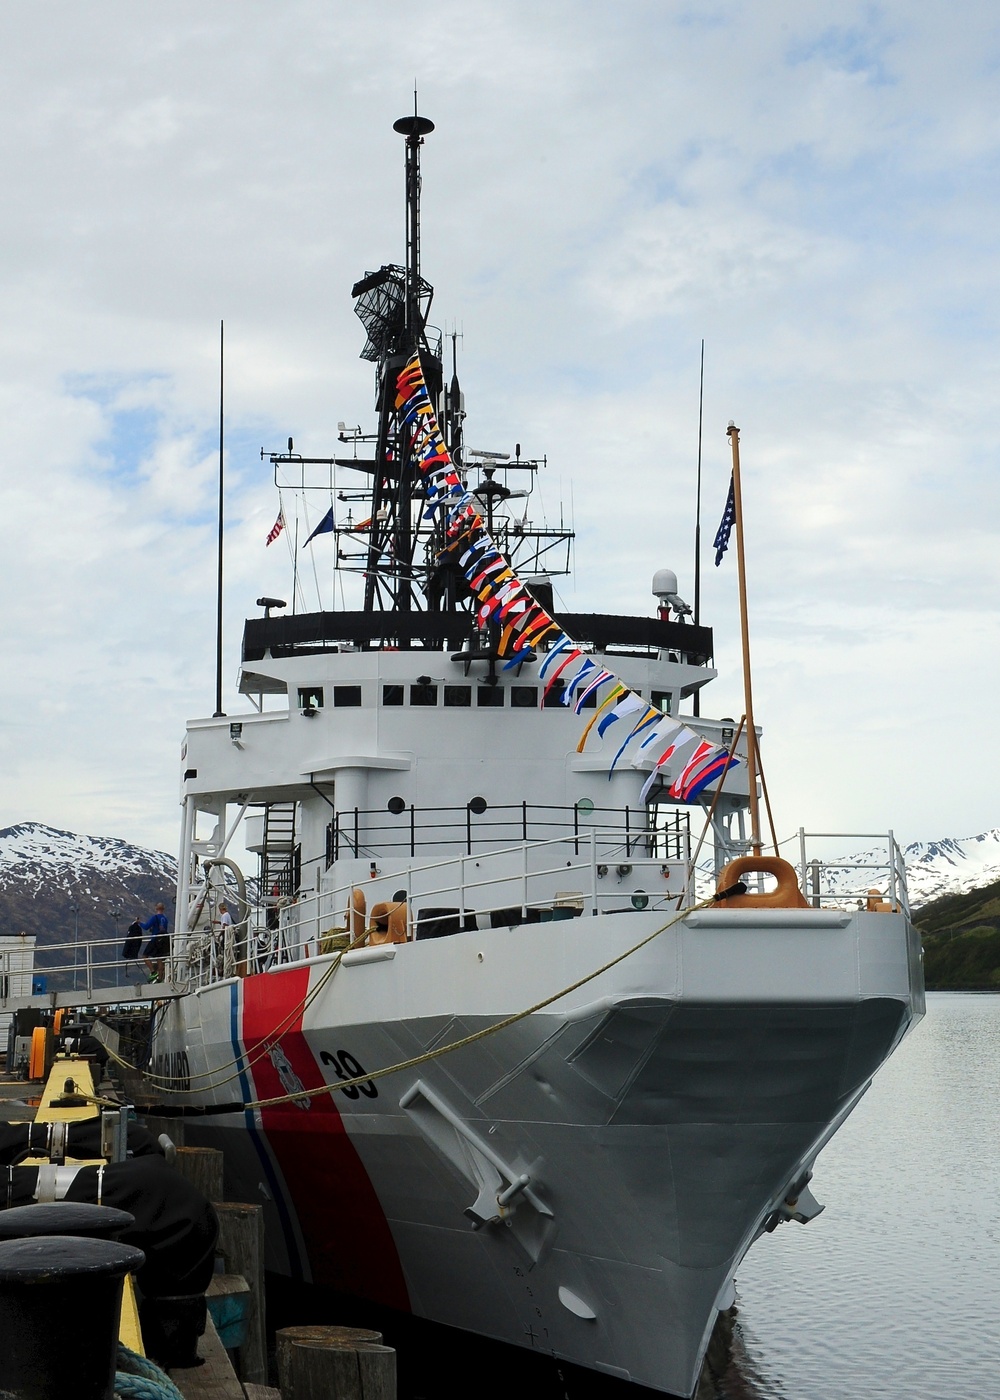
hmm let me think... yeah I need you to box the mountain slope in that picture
[0,823,177,967]
[914,878,1000,989]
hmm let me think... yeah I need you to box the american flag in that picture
[713,475,735,566]
[266,511,284,547]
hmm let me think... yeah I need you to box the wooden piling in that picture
[276,1329,394,1400]
[143,1114,186,1148]
[276,1327,384,1400]
[173,1146,225,1203]
[214,1202,266,1386]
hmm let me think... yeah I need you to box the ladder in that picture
[260,803,299,903]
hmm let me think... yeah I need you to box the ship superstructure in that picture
[14,116,924,1397]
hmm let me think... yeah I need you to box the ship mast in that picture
[400,109,431,344]
[355,112,438,627]
[264,114,573,641]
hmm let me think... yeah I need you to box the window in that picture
[578,689,597,709]
[477,687,504,707]
[297,687,324,710]
[652,690,673,714]
[543,679,566,709]
[510,686,538,708]
[444,685,472,707]
[382,685,404,706]
[333,686,362,707]
[410,683,438,706]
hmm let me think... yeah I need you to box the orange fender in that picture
[715,856,809,909]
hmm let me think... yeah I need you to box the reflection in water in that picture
[701,994,1000,1400]
[697,1309,774,1400]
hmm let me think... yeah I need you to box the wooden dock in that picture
[0,1061,254,1400]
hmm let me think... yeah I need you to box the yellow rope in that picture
[118,899,710,1112]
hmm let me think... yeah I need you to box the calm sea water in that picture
[708,992,1000,1400]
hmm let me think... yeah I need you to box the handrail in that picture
[796,828,911,917]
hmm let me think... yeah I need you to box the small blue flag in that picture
[713,476,735,566]
[302,507,334,548]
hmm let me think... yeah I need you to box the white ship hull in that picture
[153,903,924,1396]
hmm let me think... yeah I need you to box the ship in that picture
[83,115,924,1396]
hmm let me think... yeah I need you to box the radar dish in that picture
[393,115,435,137]
[351,264,433,362]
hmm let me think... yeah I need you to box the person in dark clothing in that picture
[141,903,170,983]
[121,916,143,962]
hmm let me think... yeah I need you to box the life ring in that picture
[715,856,809,909]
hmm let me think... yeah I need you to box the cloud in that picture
[0,0,996,862]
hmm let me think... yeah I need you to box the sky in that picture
[0,1,997,860]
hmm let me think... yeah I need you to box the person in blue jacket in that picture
[141,903,170,983]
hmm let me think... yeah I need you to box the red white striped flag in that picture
[266,511,284,546]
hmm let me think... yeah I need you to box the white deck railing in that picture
[9,829,911,1003]
[796,829,910,917]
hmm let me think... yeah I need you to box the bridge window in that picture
[410,683,438,706]
[444,685,472,707]
[510,686,538,708]
[652,690,673,713]
[333,686,362,707]
[477,687,504,707]
[297,687,324,710]
[382,685,404,706]
[543,679,566,709]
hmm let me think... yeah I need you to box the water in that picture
[709,992,1000,1399]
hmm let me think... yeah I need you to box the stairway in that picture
[259,803,299,903]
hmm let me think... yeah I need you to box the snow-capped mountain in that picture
[899,830,1000,906]
[0,822,177,956]
[0,822,176,892]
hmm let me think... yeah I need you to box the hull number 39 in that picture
[320,1049,378,1099]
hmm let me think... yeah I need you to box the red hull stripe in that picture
[240,968,410,1310]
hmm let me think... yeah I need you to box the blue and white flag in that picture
[302,507,334,548]
[713,476,735,566]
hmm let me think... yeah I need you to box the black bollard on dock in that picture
[0,1201,135,1241]
[0,1234,145,1400]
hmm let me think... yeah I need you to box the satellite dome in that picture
[652,569,679,601]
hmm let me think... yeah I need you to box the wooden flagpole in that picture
[726,422,762,856]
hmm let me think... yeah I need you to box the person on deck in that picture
[141,903,170,983]
[217,901,237,977]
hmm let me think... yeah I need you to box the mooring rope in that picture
[108,898,713,1112]
[108,928,368,1091]
[114,1344,185,1400]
